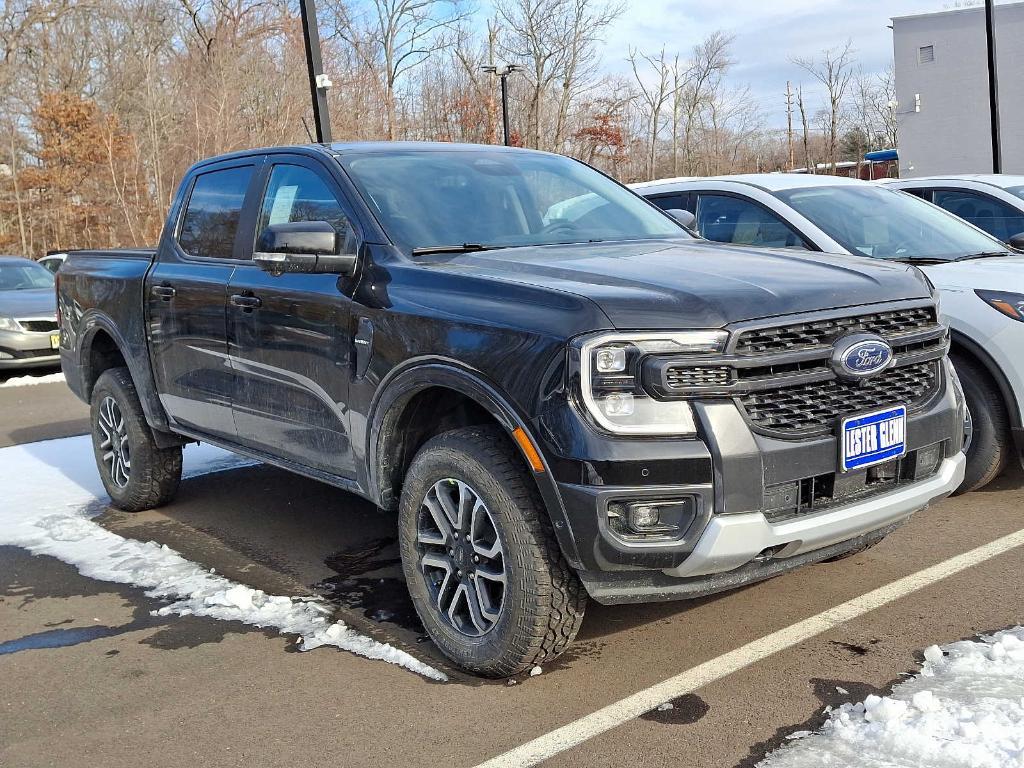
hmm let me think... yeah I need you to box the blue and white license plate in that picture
[840,405,907,472]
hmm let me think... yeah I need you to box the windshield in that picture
[0,260,56,291]
[340,149,687,252]
[1005,185,1024,203]
[773,185,1008,261]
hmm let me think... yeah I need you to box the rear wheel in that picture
[90,367,182,511]
[952,353,1010,494]
[398,425,586,677]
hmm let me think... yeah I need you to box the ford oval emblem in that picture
[831,334,895,380]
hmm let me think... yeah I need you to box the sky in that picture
[595,0,978,128]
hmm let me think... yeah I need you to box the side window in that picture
[900,188,931,201]
[178,166,254,259]
[646,193,687,212]
[257,164,356,253]
[932,189,1024,242]
[695,194,806,249]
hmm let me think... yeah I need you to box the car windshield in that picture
[773,185,1009,261]
[0,260,56,290]
[339,149,687,252]
[1004,185,1024,203]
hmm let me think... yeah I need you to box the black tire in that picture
[952,353,1010,494]
[90,367,182,512]
[398,425,586,677]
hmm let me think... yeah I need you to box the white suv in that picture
[631,174,1024,493]
[882,175,1024,249]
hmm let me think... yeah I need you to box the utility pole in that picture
[785,81,795,171]
[482,64,522,146]
[984,0,1001,173]
[299,0,333,143]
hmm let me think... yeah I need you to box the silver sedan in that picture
[0,256,60,369]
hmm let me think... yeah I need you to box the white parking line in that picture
[474,527,1024,768]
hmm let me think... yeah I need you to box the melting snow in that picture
[0,435,445,681]
[760,628,1024,767]
[1,371,66,387]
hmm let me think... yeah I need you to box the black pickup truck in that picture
[58,142,966,676]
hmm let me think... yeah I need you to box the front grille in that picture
[741,361,939,435]
[3,347,59,359]
[665,366,731,389]
[735,307,936,355]
[18,319,58,333]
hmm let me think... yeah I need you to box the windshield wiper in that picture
[890,256,952,265]
[950,251,1012,261]
[410,243,505,256]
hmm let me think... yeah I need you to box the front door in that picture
[226,158,359,479]
[147,161,258,441]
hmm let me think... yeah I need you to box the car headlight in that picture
[576,330,728,435]
[0,316,18,331]
[976,290,1024,322]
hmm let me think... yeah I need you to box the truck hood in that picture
[438,240,931,329]
[922,255,1024,292]
[0,288,57,319]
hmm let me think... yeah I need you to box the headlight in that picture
[0,316,18,331]
[576,331,728,435]
[976,290,1024,322]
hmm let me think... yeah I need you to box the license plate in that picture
[50,333,60,350]
[840,405,907,472]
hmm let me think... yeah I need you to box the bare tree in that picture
[628,47,671,178]
[792,41,855,174]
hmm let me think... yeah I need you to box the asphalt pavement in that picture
[1,375,1022,767]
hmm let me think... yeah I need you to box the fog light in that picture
[629,504,660,530]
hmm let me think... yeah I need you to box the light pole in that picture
[299,0,332,143]
[984,0,1001,173]
[482,64,521,146]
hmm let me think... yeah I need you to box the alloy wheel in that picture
[97,395,131,488]
[416,479,507,637]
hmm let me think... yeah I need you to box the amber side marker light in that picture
[512,427,545,473]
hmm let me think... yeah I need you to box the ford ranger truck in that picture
[58,142,966,676]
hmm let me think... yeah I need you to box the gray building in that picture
[893,3,1024,177]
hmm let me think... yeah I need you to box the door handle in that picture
[230,294,262,310]
[151,285,176,300]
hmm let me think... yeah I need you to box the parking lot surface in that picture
[1,376,1022,767]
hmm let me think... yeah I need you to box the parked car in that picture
[882,175,1024,248]
[0,255,60,369]
[59,144,964,676]
[38,251,68,274]
[632,173,1023,493]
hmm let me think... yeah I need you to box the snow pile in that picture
[1,371,65,387]
[761,628,1024,767]
[0,436,445,681]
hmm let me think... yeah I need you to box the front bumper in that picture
[539,358,965,603]
[0,328,61,368]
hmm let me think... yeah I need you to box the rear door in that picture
[694,192,810,249]
[226,155,360,479]
[147,160,259,441]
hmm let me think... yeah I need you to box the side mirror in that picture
[253,221,357,275]
[665,208,697,231]
[1008,232,1024,251]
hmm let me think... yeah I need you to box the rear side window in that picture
[178,166,254,259]
[696,194,807,249]
[645,193,688,212]
[931,189,1024,243]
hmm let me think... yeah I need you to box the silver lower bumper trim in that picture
[664,452,966,578]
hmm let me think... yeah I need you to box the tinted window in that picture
[696,194,806,249]
[178,166,254,259]
[931,189,1024,242]
[340,150,686,252]
[646,193,687,212]
[774,185,1007,261]
[257,165,355,253]
[0,260,54,290]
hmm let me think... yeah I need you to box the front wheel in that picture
[951,354,1010,495]
[398,426,586,677]
[90,367,182,511]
